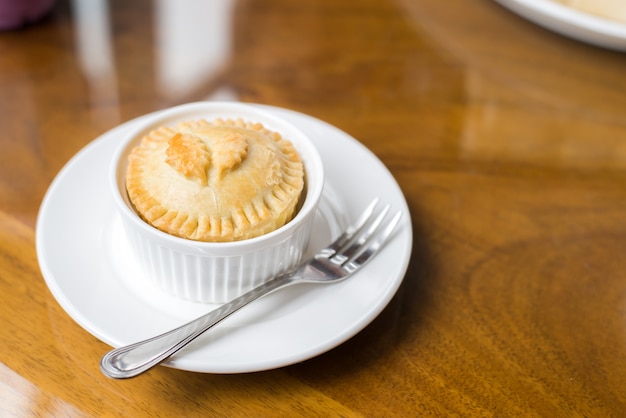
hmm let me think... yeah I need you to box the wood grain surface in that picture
[2,0,626,416]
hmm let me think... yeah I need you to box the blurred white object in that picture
[494,0,626,51]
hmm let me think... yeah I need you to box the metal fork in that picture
[100,199,402,379]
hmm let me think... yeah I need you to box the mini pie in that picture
[125,118,305,242]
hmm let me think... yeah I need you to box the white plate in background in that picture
[494,0,626,51]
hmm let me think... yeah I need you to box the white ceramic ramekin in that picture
[110,102,324,303]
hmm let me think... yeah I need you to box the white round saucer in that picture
[36,104,412,374]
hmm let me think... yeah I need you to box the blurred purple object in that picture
[0,0,54,30]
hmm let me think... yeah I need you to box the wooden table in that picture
[3,0,626,415]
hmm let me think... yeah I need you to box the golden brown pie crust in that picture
[125,118,304,242]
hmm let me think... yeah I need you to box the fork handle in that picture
[100,274,294,379]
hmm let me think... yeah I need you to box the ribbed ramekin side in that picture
[120,213,315,303]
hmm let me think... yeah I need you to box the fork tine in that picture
[318,198,379,258]
[330,204,391,265]
[341,210,402,274]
